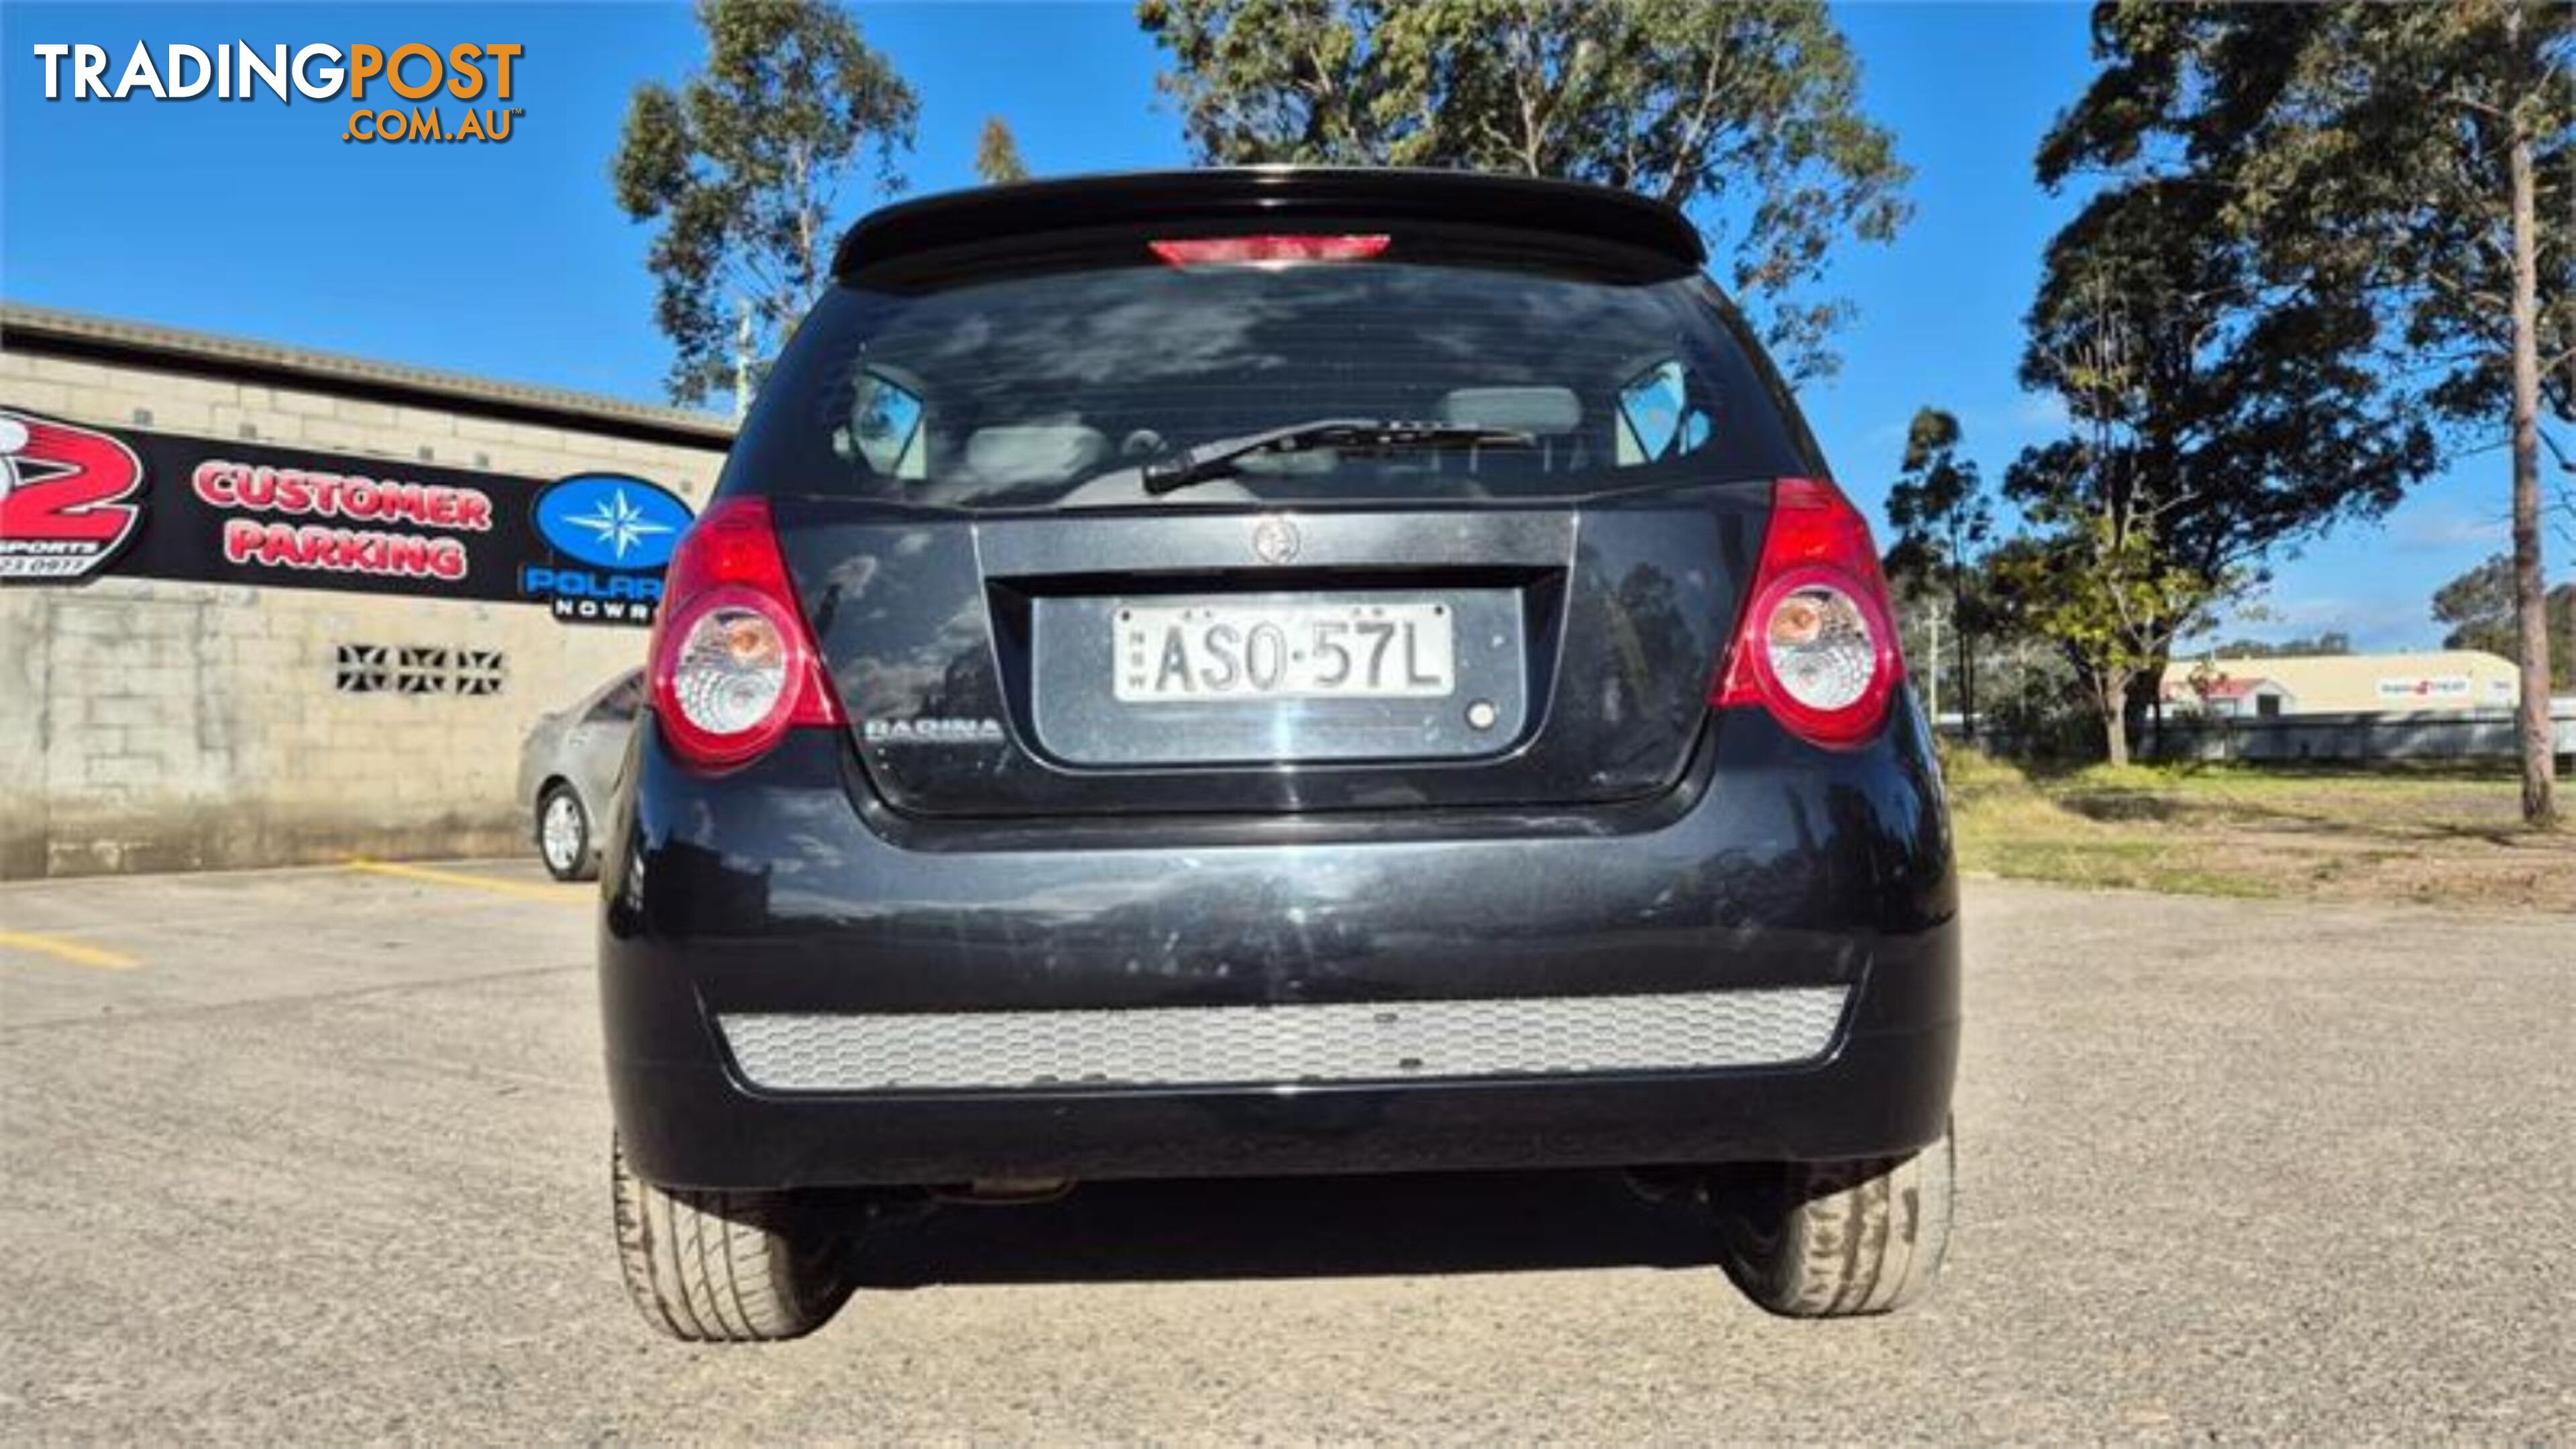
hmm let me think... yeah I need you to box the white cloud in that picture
[2392,511,2509,549]
[1861,392,2070,467]
[2009,392,2070,432]
[1859,417,1911,453]
[2198,590,2433,653]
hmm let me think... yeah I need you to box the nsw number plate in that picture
[1115,600,1455,702]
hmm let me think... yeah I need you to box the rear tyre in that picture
[1711,1120,1953,1318]
[610,1135,853,1342]
[537,784,594,882]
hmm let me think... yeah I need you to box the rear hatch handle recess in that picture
[1135,418,1538,495]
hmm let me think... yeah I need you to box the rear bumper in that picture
[602,704,1960,1189]
[613,1018,1954,1187]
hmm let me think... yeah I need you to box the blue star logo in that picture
[567,488,675,563]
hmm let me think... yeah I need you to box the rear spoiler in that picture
[830,167,1707,282]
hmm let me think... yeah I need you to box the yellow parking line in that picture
[345,859,589,904]
[0,930,141,972]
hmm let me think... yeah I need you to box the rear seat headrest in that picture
[1438,386,1582,436]
[964,425,1108,484]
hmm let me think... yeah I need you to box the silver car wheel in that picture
[541,791,586,876]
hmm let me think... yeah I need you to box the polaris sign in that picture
[521,473,692,627]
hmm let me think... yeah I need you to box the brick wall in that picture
[0,347,728,878]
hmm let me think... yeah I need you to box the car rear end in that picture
[599,169,1957,1337]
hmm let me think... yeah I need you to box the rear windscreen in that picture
[733,248,1812,509]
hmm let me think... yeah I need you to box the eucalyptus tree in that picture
[2008,9,2445,764]
[612,0,918,415]
[1136,0,1911,380]
[1884,408,1995,735]
[2041,0,2570,814]
[975,117,1030,184]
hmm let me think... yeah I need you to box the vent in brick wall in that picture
[398,647,451,694]
[335,644,392,694]
[334,644,507,696]
[453,649,506,696]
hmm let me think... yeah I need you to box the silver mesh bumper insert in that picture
[718,987,1849,1093]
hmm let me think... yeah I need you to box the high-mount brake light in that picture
[648,498,844,771]
[1713,477,1904,749]
[1148,234,1392,269]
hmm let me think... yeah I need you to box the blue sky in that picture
[2,2,2526,650]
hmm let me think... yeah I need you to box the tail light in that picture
[1148,234,1391,269]
[647,498,843,771]
[1713,477,1903,749]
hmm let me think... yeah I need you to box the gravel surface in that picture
[3,863,2571,1442]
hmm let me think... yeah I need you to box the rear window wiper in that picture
[1139,418,1537,495]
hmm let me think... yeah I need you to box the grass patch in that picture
[1941,745,2571,912]
[1959,835,2279,899]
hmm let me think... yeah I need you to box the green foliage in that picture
[2001,5,2474,761]
[2434,551,2522,658]
[2041,1,2570,437]
[1134,0,1911,380]
[975,117,1030,185]
[1883,406,1996,727]
[1883,407,1994,594]
[2216,4,2573,433]
[2012,179,2436,583]
[611,0,919,409]
[2039,0,2569,820]
[1990,518,2233,691]
[2433,551,2576,682]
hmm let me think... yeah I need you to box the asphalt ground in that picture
[1,861,2571,1442]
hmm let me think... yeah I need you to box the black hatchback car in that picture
[602,168,1957,1340]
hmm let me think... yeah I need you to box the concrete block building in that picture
[1,303,732,878]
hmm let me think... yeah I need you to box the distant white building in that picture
[2161,650,2522,718]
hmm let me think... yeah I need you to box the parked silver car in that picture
[516,669,641,881]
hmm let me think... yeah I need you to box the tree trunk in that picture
[1951,517,1977,741]
[1958,631,1978,742]
[792,144,818,301]
[2121,667,2161,767]
[2097,666,2134,769]
[731,299,755,426]
[2504,5,2558,826]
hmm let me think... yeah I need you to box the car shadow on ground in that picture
[849,1169,1725,1286]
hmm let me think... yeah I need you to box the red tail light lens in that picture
[648,498,843,771]
[1713,477,1903,749]
[1148,234,1391,269]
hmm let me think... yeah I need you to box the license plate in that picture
[1114,600,1456,702]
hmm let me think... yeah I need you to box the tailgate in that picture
[775,482,1768,818]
